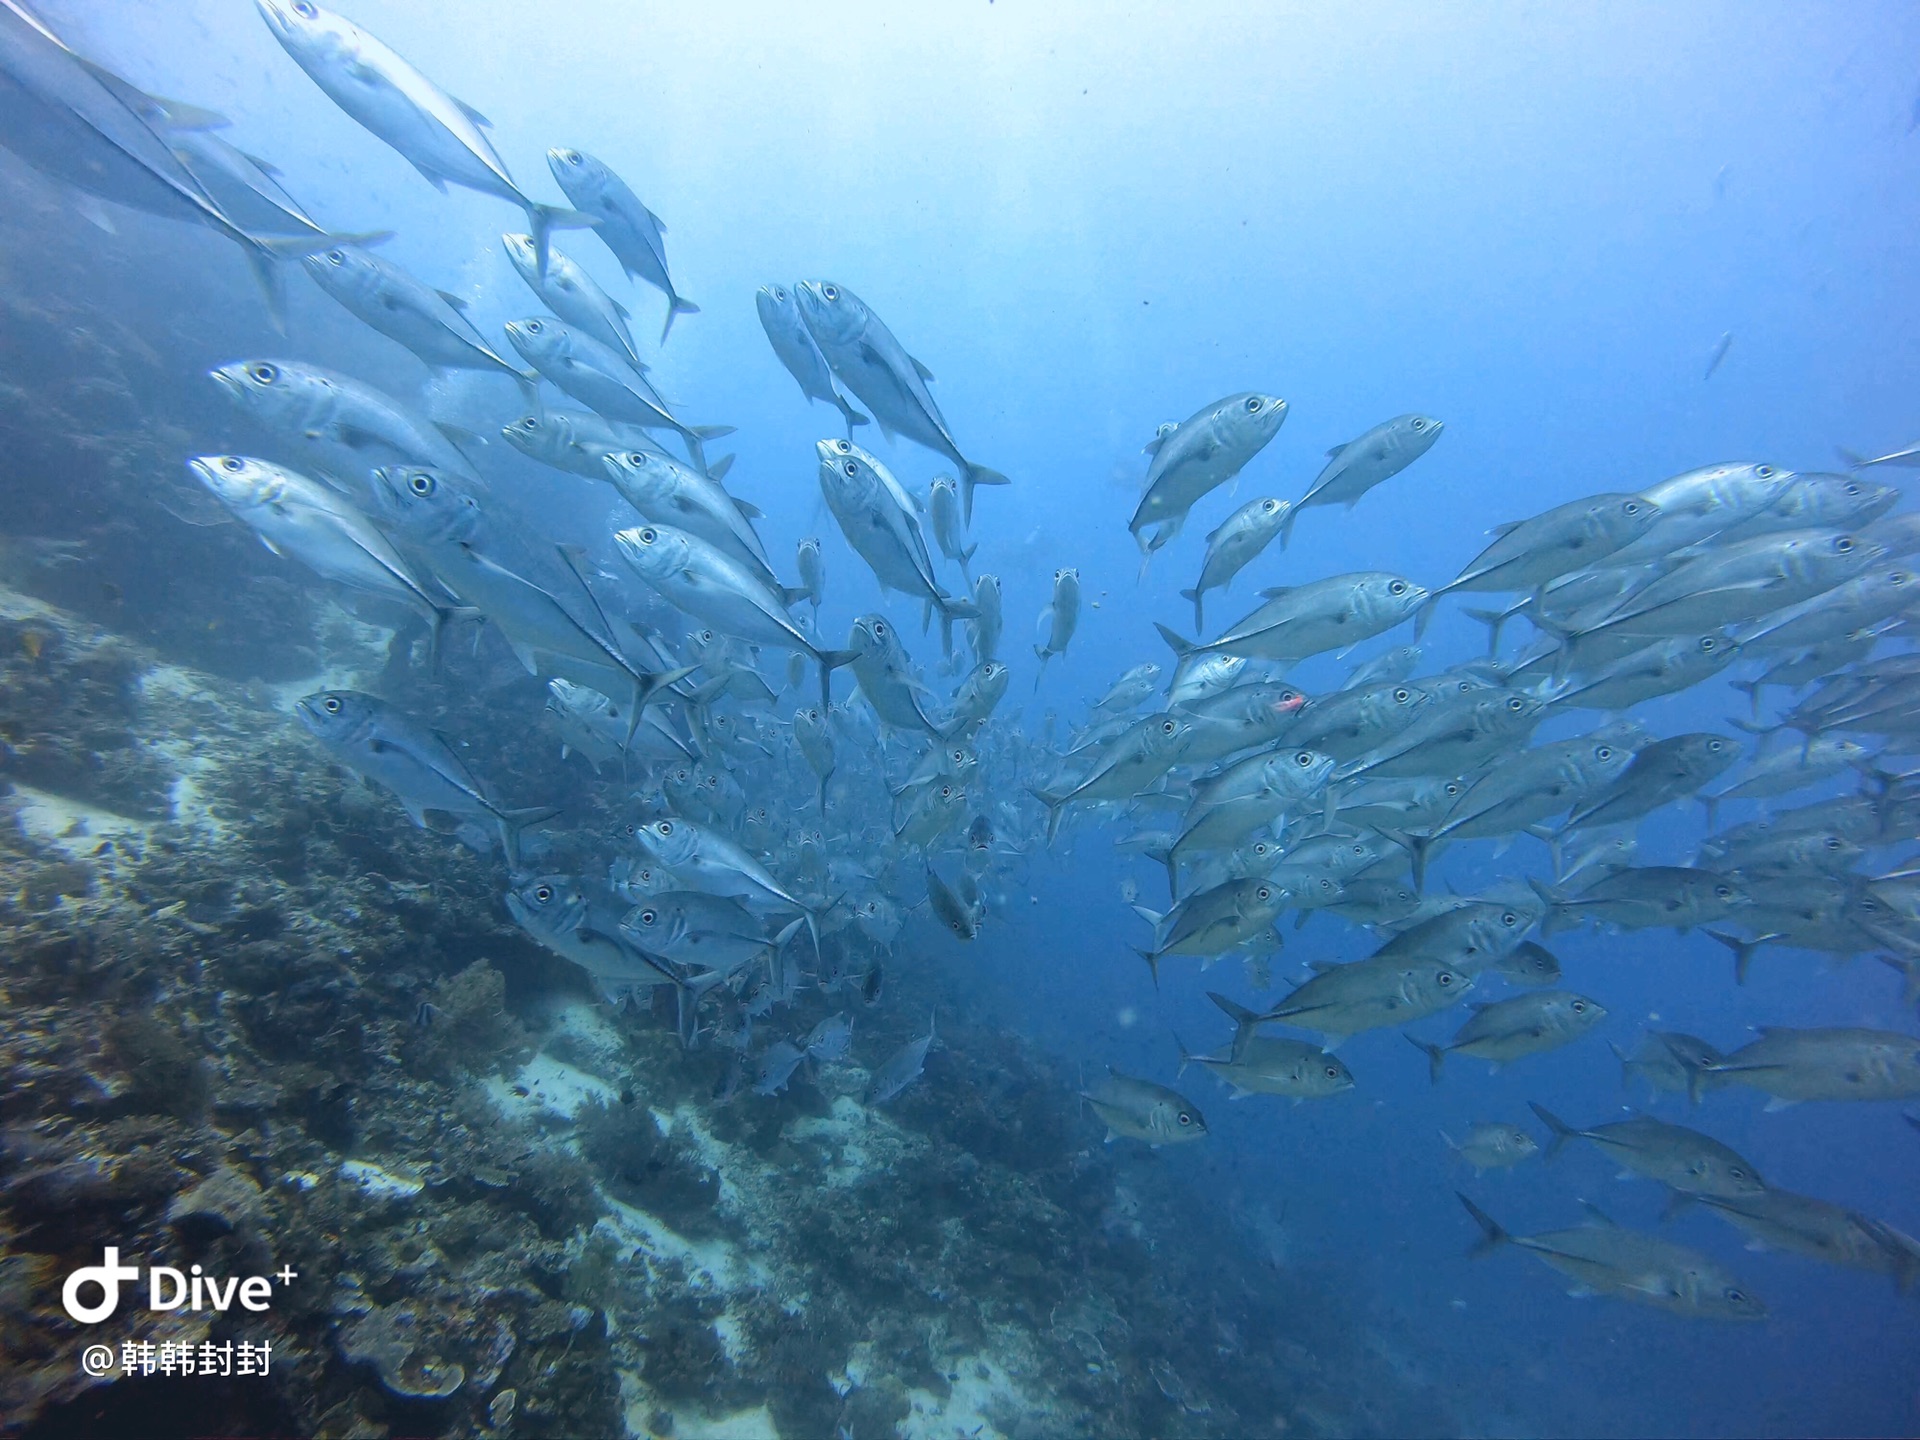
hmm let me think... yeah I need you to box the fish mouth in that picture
[207,366,245,398]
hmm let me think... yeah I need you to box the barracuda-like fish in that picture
[1409,991,1606,1081]
[1128,392,1288,558]
[189,454,464,648]
[1181,496,1290,631]
[210,358,480,483]
[549,146,698,341]
[502,231,642,371]
[756,283,866,432]
[615,521,855,708]
[1457,1195,1766,1321]
[302,244,534,395]
[255,0,586,275]
[1288,413,1443,543]
[1159,571,1428,665]
[796,280,1010,521]
[295,689,556,857]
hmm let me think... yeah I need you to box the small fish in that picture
[868,1012,937,1104]
[1081,1068,1208,1147]
[1442,1122,1539,1173]
[1704,331,1733,380]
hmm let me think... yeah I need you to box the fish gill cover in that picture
[0,1,1917,1437]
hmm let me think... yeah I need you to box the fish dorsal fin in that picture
[1143,421,1178,457]
[1491,520,1523,537]
[1307,959,1340,974]
[1257,585,1295,601]
[456,98,493,129]
[707,454,736,483]
[611,297,631,320]
[733,497,764,521]
[1578,1200,1620,1228]
[910,355,936,383]
[236,149,281,177]
[435,289,471,314]
[1325,442,1348,459]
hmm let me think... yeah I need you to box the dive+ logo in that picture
[61,1249,298,1323]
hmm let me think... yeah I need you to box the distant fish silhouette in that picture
[1704,331,1733,380]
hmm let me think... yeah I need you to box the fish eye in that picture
[324,249,344,265]
[1389,580,1408,595]
[823,285,839,301]
[1756,465,1774,478]
[1624,500,1641,515]
[627,452,646,464]
[520,417,539,430]
[323,696,341,714]
[1846,482,1860,496]
[1394,688,1410,702]
[534,885,553,903]
[293,0,316,16]
[638,909,656,925]
[1571,999,1587,1012]
[774,287,786,300]
[1265,499,1280,512]
[1177,1111,1193,1125]
[1437,971,1453,986]
[1256,885,1271,901]
[248,362,278,383]
[843,460,858,476]
[833,439,851,454]
[1716,885,1732,899]
[1161,719,1176,733]
[1501,911,1518,925]
[409,472,435,496]
[874,620,887,636]
[657,820,673,835]
[941,785,953,797]
[1596,746,1612,760]
[1725,1288,1745,1302]
[1446,782,1461,795]
[1296,752,1313,766]
[561,150,579,164]
[1837,537,1854,551]
[1325,1065,1341,1078]
[1709,739,1724,751]
[1507,696,1523,710]
[220,457,244,472]
[526,319,542,332]
[1243,397,1261,412]
[1824,836,1841,849]
[639,528,656,543]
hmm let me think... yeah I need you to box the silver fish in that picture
[1289,413,1443,541]
[548,146,698,341]
[755,282,865,432]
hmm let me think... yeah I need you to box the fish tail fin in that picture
[1837,446,1868,470]
[960,463,1010,525]
[1143,843,1178,902]
[1407,1034,1445,1085]
[1173,1032,1195,1079]
[1028,786,1067,845]
[1386,828,1433,893]
[1527,876,1566,935]
[959,541,978,583]
[1279,503,1297,550]
[1705,928,1777,985]
[513,368,542,410]
[1527,1101,1576,1159]
[816,647,860,709]
[1412,593,1436,642]
[1032,649,1050,692]
[1728,677,1765,720]
[835,393,870,436]
[1132,946,1163,993]
[494,804,562,868]
[1207,990,1260,1053]
[1179,586,1205,634]
[1457,1192,1510,1258]
[1154,622,1196,660]
[660,293,701,344]
[243,230,392,332]
[1699,793,1720,831]
[524,202,595,279]
[1462,606,1510,656]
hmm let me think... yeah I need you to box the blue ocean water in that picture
[5,2,1920,1436]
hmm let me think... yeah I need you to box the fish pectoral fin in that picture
[455,97,493,129]
[435,288,472,314]
[910,354,936,383]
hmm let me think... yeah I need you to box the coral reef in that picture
[0,588,1454,1438]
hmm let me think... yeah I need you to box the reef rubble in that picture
[0,588,1454,1439]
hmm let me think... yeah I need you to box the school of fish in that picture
[7,0,1920,1329]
